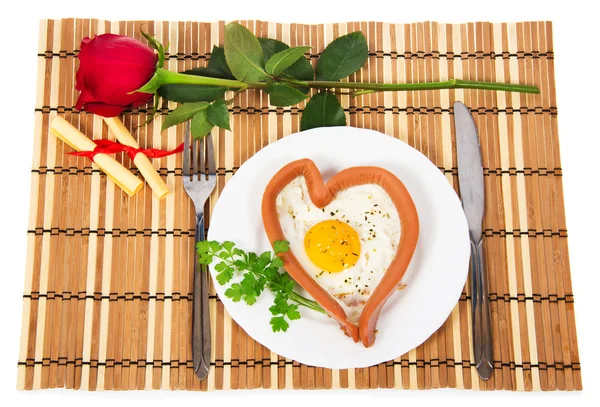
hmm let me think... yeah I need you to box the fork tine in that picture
[183,122,190,177]
[206,134,216,175]
[199,136,206,179]
[192,132,199,180]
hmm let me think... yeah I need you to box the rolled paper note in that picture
[103,117,171,199]
[50,116,144,196]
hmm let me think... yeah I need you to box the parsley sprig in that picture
[197,240,325,332]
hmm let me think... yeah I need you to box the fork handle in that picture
[470,238,493,380]
[192,213,211,380]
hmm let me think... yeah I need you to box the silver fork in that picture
[183,122,216,381]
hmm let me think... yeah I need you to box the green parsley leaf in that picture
[216,266,234,285]
[218,251,232,260]
[243,293,257,306]
[255,276,268,294]
[273,240,290,254]
[208,241,222,253]
[196,240,210,253]
[252,254,271,273]
[268,305,279,316]
[270,256,284,269]
[263,266,278,280]
[279,273,296,294]
[222,241,236,253]
[270,316,290,332]
[224,283,243,302]
[198,252,214,265]
[240,273,257,294]
[286,304,301,320]
[214,262,228,272]
[272,295,289,315]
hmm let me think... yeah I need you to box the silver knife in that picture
[454,101,494,380]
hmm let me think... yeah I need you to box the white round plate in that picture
[207,126,470,369]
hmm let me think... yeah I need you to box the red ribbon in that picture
[68,139,184,161]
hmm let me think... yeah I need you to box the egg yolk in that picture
[304,219,361,272]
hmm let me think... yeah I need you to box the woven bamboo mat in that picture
[17,18,581,391]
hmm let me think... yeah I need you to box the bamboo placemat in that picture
[17,18,581,391]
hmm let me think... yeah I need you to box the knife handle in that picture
[192,213,211,380]
[470,238,494,380]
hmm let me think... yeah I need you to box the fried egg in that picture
[276,176,401,323]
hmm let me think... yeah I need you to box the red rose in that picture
[75,34,157,117]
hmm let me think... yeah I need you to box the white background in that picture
[0,0,598,406]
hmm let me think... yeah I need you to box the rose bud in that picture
[75,34,158,117]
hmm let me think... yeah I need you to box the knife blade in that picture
[454,101,493,380]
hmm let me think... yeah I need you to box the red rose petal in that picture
[81,102,128,117]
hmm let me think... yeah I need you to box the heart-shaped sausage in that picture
[261,158,419,347]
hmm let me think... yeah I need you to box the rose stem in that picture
[158,69,539,95]
[298,79,540,94]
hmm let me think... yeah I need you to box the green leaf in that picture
[240,273,257,294]
[286,304,301,320]
[270,257,284,269]
[157,85,227,103]
[184,67,227,78]
[250,262,266,276]
[157,68,228,103]
[270,316,289,332]
[315,31,368,81]
[225,283,243,302]
[265,46,312,77]
[273,240,290,254]
[214,262,228,272]
[244,293,257,306]
[259,38,314,83]
[280,274,296,294]
[208,241,221,252]
[300,93,346,131]
[198,253,213,264]
[263,266,279,280]
[258,38,287,60]
[224,22,269,82]
[217,251,231,260]
[222,241,235,253]
[207,46,235,79]
[161,102,209,132]
[256,252,273,270]
[272,295,289,314]
[216,267,234,285]
[268,305,279,316]
[255,276,267,294]
[232,248,245,257]
[196,240,210,253]
[191,109,214,140]
[207,98,231,130]
[266,83,308,107]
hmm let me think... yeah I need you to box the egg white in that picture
[276,176,401,323]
